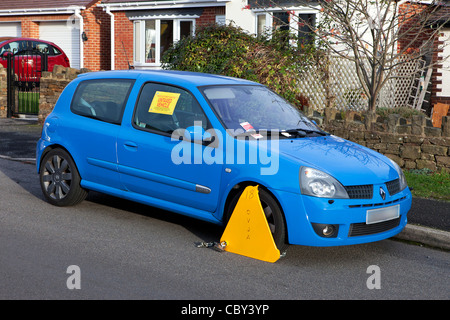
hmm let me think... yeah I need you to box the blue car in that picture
[36,70,412,248]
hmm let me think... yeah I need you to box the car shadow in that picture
[85,190,225,245]
[0,158,225,247]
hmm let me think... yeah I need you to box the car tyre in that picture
[226,187,287,251]
[39,148,87,206]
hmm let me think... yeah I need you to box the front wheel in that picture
[226,187,287,250]
[39,148,88,206]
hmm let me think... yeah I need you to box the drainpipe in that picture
[106,6,115,70]
[74,8,84,69]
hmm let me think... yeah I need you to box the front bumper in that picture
[274,187,412,247]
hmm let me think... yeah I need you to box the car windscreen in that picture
[201,85,320,135]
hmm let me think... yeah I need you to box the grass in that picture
[404,169,450,202]
[18,91,39,114]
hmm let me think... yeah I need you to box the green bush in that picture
[161,23,315,108]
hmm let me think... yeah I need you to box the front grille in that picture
[385,179,400,196]
[348,217,400,237]
[345,184,373,199]
[348,196,407,209]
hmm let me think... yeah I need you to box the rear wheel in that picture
[39,148,87,206]
[226,187,287,250]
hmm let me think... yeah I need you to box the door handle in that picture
[123,141,138,151]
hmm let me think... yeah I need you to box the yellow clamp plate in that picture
[220,186,280,263]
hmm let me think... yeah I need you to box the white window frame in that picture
[255,12,272,37]
[253,8,319,39]
[133,18,196,68]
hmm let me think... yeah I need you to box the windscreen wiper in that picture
[284,128,328,137]
[234,128,328,139]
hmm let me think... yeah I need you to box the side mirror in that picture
[184,126,212,143]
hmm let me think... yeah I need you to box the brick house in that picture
[0,0,111,70]
[0,0,228,71]
[98,0,227,70]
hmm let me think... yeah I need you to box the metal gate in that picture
[5,45,48,118]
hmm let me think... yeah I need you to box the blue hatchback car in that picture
[37,70,412,248]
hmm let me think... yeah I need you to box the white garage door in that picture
[40,21,81,69]
[0,22,21,37]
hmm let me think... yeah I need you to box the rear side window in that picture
[51,45,61,55]
[71,79,135,125]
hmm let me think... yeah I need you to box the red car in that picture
[0,37,70,81]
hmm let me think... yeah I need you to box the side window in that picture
[35,42,51,55]
[1,41,20,54]
[71,79,135,125]
[17,40,32,55]
[134,82,208,134]
[52,45,61,55]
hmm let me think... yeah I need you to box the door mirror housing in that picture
[184,125,212,143]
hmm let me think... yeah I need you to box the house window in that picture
[298,13,316,46]
[255,11,316,46]
[216,15,226,26]
[256,13,268,36]
[134,19,195,67]
[272,12,289,32]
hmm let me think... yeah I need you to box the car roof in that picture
[77,70,261,87]
[0,37,59,46]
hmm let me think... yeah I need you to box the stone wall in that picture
[38,65,91,122]
[0,65,91,121]
[307,108,450,172]
[0,65,7,118]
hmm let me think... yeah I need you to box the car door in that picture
[117,81,223,213]
[67,78,135,190]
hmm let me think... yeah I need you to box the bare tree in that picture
[258,0,450,113]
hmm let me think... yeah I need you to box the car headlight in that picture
[300,167,349,199]
[389,159,408,191]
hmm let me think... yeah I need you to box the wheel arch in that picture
[223,181,287,226]
[38,144,78,174]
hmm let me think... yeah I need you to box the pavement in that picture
[0,117,449,251]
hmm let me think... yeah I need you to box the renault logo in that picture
[380,187,386,200]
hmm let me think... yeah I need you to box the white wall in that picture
[225,0,256,34]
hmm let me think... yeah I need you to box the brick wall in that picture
[197,7,225,27]
[113,12,134,71]
[398,2,450,114]
[21,20,40,38]
[82,2,111,71]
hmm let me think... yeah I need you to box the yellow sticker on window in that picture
[148,91,180,115]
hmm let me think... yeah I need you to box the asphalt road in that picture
[0,151,449,301]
